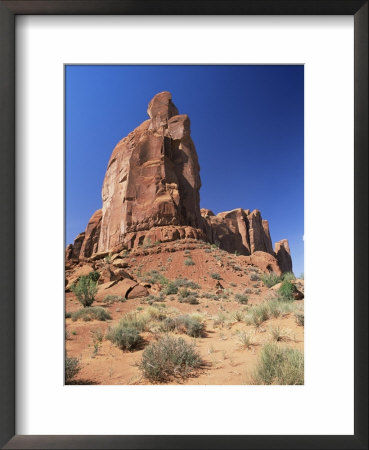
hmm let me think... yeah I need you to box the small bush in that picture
[250,273,260,281]
[106,321,142,351]
[184,257,195,266]
[71,307,111,322]
[178,315,205,337]
[103,294,126,304]
[65,356,80,383]
[71,275,98,307]
[235,294,248,304]
[278,281,295,301]
[139,335,202,382]
[260,272,282,288]
[210,272,221,280]
[65,312,71,319]
[163,282,178,295]
[252,344,304,385]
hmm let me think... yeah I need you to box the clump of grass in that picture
[252,344,304,385]
[210,272,221,280]
[65,356,80,383]
[106,314,145,351]
[118,312,149,332]
[269,326,285,342]
[245,303,270,327]
[250,273,260,282]
[184,249,191,255]
[230,282,237,287]
[237,331,254,349]
[184,257,195,266]
[232,310,244,322]
[139,335,202,382]
[244,288,252,294]
[70,275,98,307]
[103,294,126,304]
[178,288,199,304]
[177,315,205,337]
[65,312,71,319]
[260,272,282,288]
[71,307,111,322]
[235,293,248,304]
[295,313,304,326]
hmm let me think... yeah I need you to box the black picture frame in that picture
[0,1,367,449]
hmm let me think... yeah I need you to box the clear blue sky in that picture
[66,65,304,276]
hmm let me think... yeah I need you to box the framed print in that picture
[0,1,367,449]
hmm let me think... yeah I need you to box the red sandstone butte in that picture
[67,91,293,274]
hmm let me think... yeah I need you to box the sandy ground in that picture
[65,243,304,385]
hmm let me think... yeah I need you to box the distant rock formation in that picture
[67,91,292,273]
[201,208,274,256]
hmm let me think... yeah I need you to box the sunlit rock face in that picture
[97,91,202,252]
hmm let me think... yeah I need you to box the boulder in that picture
[127,284,149,299]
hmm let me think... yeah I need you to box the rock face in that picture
[98,91,202,252]
[201,208,274,256]
[67,91,293,273]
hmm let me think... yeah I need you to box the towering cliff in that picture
[67,91,292,273]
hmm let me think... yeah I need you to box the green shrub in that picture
[278,281,295,301]
[252,344,304,385]
[178,315,205,337]
[88,271,100,282]
[184,257,195,266]
[210,272,221,280]
[65,312,71,319]
[70,275,98,307]
[139,335,202,382]
[71,306,111,322]
[106,323,142,351]
[163,282,178,295]
[103,294,126,304]
[65,356,80,383]
[260,272,282,288]
[235,294,248,304]
[282,272,296,282]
